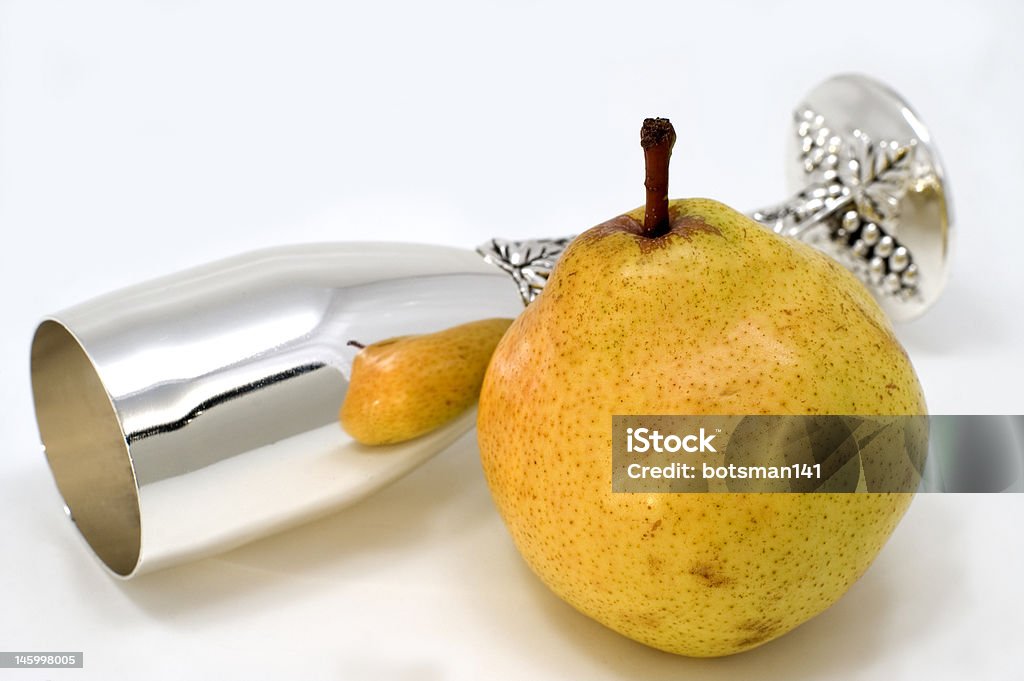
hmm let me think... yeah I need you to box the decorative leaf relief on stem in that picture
[837,128,915,226]
[753,108,921,300]
[477,237,574,305]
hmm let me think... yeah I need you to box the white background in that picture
[2,1,1023,679]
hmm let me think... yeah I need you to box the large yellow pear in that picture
[477,120,926,657]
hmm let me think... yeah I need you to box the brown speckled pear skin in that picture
[341,317,512,445]
[477,199,926,657]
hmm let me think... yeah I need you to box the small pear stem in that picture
[641,118,676,238]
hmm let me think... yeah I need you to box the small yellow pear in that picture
[477,119,926,656]
[341,318,513,445]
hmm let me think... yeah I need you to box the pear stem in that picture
[641,118,676,238]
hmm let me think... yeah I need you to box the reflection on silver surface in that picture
[31,242,522,577]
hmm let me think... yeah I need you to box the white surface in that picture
[1,1,1023,679]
